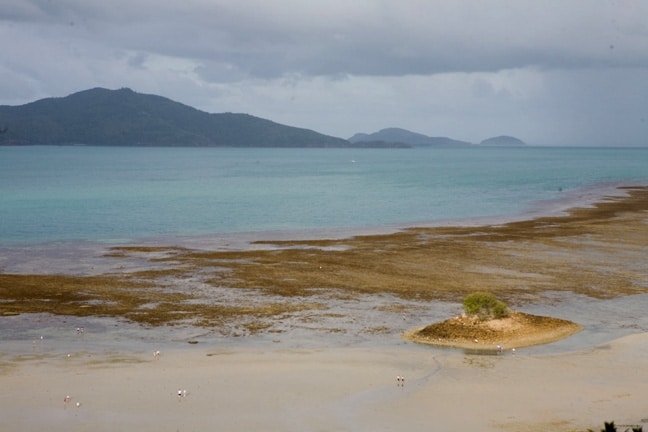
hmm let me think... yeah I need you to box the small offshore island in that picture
[405,311,582,350]
[404,291,581,350]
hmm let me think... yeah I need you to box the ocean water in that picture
[1,145,648,246]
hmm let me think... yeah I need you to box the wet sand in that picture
[1,333,647,432]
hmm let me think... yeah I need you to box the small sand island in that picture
[404,292,582,350]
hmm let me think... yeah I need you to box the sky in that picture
[1,1,647,146]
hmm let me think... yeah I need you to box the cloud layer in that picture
[1,0,647,145]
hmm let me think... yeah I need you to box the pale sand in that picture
[1,334,647,432]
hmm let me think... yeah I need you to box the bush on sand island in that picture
[405,291,582,349]
[462,291,509,321]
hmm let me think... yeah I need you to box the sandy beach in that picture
[2,185,648,431]
[1,333,647,432]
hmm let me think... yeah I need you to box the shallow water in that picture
[2,292,647,358]
[2,146,648,246]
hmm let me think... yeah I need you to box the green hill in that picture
[0,88,350,147]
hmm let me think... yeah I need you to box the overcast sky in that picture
[1,1,647,146]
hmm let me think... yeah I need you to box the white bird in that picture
[396,375,405,386]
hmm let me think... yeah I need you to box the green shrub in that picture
[462,292,509,320]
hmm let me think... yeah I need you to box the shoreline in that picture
[1,179,644,252]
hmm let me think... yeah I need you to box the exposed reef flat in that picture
[1,186,647,335]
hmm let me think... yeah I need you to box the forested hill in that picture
[0,88,351,147]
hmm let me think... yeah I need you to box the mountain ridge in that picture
[0,87,350,147]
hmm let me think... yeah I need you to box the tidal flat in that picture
[1,186,647,335]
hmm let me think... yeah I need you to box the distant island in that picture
[0,87,526,148]
[479,135,527,147]
[349,127,473,148]
[349,128,526,148]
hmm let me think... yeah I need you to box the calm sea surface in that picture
[1,145,648,246]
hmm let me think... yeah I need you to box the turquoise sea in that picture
[1,145,648,246]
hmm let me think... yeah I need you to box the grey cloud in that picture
[0,0,647,146]
[6,0,646,81]
[196,1,648,78]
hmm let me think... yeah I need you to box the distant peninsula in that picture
[0,88,526,148]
